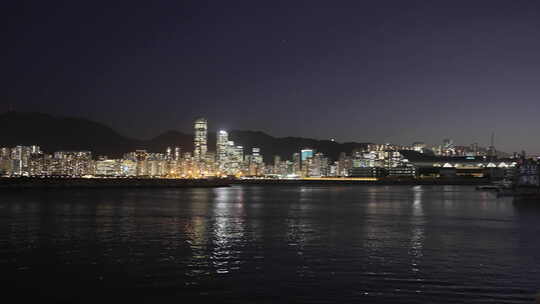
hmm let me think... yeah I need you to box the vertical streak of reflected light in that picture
[210,187,245,274]
[410,186,425,273]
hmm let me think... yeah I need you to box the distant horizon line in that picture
[2,110,536,155]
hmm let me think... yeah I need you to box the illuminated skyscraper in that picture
[443,138,454,149]
[488,132,497,159]
[292,152,301,175]
[247,147,264,176]
[134,150,148,176]
[174,147,181,161]
[225,142,243,174]
[217,130,228,169]
[234,145,244,168]
[193,118,208,162]
[442,138,455,155]
[301,148,314,161]
[166,146,172,160]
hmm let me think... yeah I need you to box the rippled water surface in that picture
[1,185,539,303]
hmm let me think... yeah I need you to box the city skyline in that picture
[4,1,540,153]
[0,116,524,180]
[0,110,523,156]
[4,2,540,303]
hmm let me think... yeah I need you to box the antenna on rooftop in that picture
[489,132,496,161]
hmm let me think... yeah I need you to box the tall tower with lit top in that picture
[193,118,208,163]
[217,130,229,169]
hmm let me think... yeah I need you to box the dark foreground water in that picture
[1,185,539,303]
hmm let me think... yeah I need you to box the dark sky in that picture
[4,1,540,153]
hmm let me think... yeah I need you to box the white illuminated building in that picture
[193,118,208,163]
[217,130,229,171]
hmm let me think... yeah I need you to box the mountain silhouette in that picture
[0,112,370,161]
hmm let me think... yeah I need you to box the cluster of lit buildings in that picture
[396,139,496,158]
[0,146,94,177]
[0,118,533,180]
[0,118,264,178]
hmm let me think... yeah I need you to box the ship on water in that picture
[498,158,540,199]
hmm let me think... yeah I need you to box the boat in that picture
[496,159,540,199]
[476,184,503,191]
[497,186,540,198]
[475,179,512,191]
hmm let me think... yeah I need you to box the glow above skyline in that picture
[4,1,540,153]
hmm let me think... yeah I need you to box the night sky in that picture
[4,1,540,153]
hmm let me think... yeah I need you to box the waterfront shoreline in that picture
[0,177,231,189]
[0,177,495,189]
[234,178,492,186]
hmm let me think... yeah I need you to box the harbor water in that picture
[1,185,539,303]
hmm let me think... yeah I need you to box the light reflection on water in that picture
[0,185,538,303]
[410,186,424,273]
[210,187,246,275]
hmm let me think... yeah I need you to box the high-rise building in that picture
[301,148,314,161]
[273,155,281,175]
[488,132,497,159]
[51,151,93,176]
[95,159,120,176]
[193,118,208,163]
[308,152,328,177]
[174,147,182,161]
[120,160,137,176]
[11,145,39,176]
[442,138,455,155]
[134,150,148,176]
[227,145,244,175]
[217,130,229,169]
[300,148,315,176]
[292,152,301,176]
[470,143,479,156]
[247,147,264,176]
[234,146,244,164]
